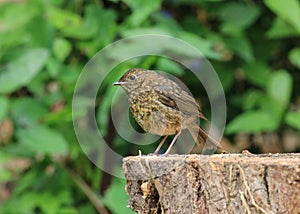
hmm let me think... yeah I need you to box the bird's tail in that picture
[188,123,222,152]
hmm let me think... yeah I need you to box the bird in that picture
[113,68,222,155]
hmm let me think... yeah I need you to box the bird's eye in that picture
[129,75,136,80]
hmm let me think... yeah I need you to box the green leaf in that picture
[26,16,54,48]
[285,110,300,130]
[224,36,254,62]
[266,17,299,38]
[43,108,73,125]
[0,96,9,120]
[140,56,159,69]
[156,58,184,75]
[46,56,62,77]
[0,3,38,33]
[264,0,300,33]
[11,98,48,126]
[242,90,264,110]
[0,48,49,93]
[226,110,278,134]
[47,7,90,39]
[103,178,134,214]
[53,38,71,62]
[212,62,235,92]
[124,0,162,27]
[220,23,243,36]
[0,3,40,51]
[0,151,12,182]
[37,192,62,214]
[76,6,117,56]
[85,6,117,46]
[258,96,283,122]
[267,70,292,110]
[218,2,261,28]
[0,168,11,182]
[179,32,223,60]
[243,61,271,87]
[288,48,300,69]
[16,125,69,155]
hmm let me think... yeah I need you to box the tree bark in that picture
[123,153,300,214]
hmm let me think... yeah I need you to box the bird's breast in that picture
[128,92,184,136]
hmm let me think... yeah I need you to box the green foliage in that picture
[227,70,293,134]
[226,110,278,134]
[0,0,299,213]
[0,96,9,120]
[218,2,261,29]
[16,124,69,155]
[264,0,300,34]
[103,178,134,214]
[0,48,49,93]
[289,48,300,69]
[285,110,300,131]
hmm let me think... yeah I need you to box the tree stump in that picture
[123,153,300,214]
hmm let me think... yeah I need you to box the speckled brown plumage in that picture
[113,68,221,154]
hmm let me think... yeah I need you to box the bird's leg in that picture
[154,135,168,154]
[163,130,181,155]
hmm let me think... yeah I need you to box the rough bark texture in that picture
[123,153,300,214]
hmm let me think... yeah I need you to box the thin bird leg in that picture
[154,135,168,154]
[163,130,182,155]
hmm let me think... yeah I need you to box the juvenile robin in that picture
[113,68,222,154]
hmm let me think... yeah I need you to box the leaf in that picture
[46,56,62,77]
[0,168,11,182]
[37,192,62,214]
[156,58,184,75]
[267,70,292,110]
[47,7,86,39]
[0,48,49,93]
[178,32,223,60]
[243,61,271,87]
[0,151,12,182]
[224,36,254,62]
[258,96,283,122]
[11,98,48,126]
[53,38,71,62]
[266,17,298,38]
[285,110,300,130]
[0,96,9,120]
[26,16,54,48]
[264,0,300,33]
[288,48,300,69]
[218,2,261,28]
[123,0,162,27]
[226,110,278,134]
[242,90,264,110]
[103,178,134,214]
[220,23,243,36]
[0,3,38,33]
[213,62,235,92]
[16,125,68,155]
[85,6,117,46]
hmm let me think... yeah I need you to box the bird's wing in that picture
[157,87,207,120]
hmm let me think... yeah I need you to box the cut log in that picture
[123,153,300,214]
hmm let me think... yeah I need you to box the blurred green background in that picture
[0,0,299,213]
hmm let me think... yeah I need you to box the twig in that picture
[66,168,110,214]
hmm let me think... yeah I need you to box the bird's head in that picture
[113,68,156,93]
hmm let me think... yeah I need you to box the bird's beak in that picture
[113,81,124,86]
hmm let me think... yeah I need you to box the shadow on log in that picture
[123,153,300,214]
